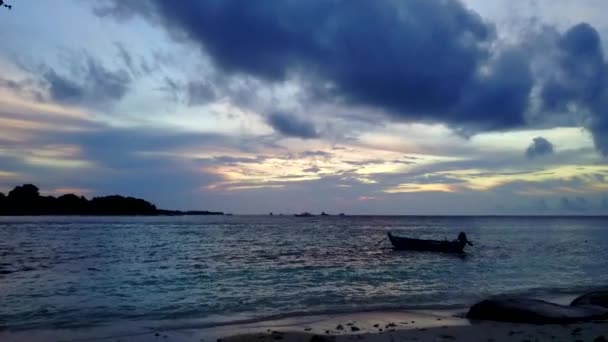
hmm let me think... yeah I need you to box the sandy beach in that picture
[0,307,606,342]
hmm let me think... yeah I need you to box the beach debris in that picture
[271,331,285,340]
[385,322,397,328]
[310,336,329,342]
[335,324,344,330]
[373,324,379,328]
[304,327,312,331]
[350,326,360,332]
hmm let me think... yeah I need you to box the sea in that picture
[0,215,607,331]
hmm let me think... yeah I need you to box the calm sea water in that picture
[0,215,607,331]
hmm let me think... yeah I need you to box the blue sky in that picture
[1,0,608,214]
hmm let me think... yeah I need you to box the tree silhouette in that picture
[0,184,224,216]
[0,1,12,10]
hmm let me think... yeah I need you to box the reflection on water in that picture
[0,215,607,330]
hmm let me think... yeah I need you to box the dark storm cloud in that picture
[526,137,554,159]
[93,0,534,131]
[42,56,131,106]
[540,23,608,154]
[267,112,318,139]
[93,1,608,154]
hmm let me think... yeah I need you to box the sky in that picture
[1,0,608,215]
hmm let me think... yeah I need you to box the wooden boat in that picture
[388,231,472,253]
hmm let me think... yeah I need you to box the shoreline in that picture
[1,301,606,342]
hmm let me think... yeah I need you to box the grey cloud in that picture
[303,166,320,173]
[210,155,267,165]
[187,81,217,106]
[0,77,45,101]
[92,0,536,132]
[267,112,318,139]
[114,42,137,76]
[42,55,131,106]
[526,137,554,159]
[159,76,181,102]
[299,150,331,158]
[539,23,608,154]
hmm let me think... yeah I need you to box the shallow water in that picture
[0,215,607,330]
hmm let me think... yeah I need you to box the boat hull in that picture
[388,233,466,253]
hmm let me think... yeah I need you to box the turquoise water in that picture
[0,215,607,331]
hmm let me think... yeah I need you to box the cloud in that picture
[539,23,608,154]
[89,0,608,154]
[526,137,554,158]
[92,1,533,131]
[42,55,131,107]
[85,1,608,155]
[267,112,318,139]
[303,166,320,173]
[299,150,331,158]
[187,81,217,106]
[0,77,44,102]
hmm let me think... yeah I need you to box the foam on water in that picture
[0,215,607,331]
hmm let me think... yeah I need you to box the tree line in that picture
[0,184,223,216]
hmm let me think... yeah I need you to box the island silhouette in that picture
[0,184,223,216]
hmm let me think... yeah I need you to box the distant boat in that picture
[294,212,314,217]
[387,232,472,254]
[320,211,330,216]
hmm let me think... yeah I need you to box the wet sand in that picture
[0,308,606,342]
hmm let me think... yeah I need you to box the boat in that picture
[320,211,330,216]
[387,231,472,254]
[294,212,314,217]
